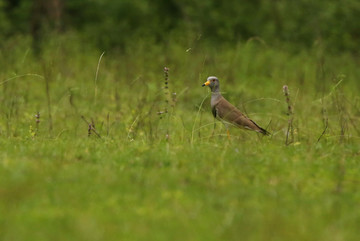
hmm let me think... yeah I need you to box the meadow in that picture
[1,35,360,241]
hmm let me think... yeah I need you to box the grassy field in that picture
[1,36,360,241]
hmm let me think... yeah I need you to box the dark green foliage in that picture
[1,0,360,51]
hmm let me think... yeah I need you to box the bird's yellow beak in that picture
[202,80,210,87]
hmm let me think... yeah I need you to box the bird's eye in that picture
[212,79,215,82]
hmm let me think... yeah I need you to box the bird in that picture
[202,76,269,137]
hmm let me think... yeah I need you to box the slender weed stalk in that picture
[343,97,360,136]
[333,84,348,143]
[127,115,139,141]
[29,112,40,140]
[68,87,78,114]
[283,85,294,145]
[106,112,110,136]
[43,64,53,135]
[94,51,105,105]
[157,67,168,117]
[191,92,210,145]
[317,99,328,143]
[81,115,101,138]
[35,111,40,136]
[157,67,176,141]
[163,67,170,140]
[0,74,44,86]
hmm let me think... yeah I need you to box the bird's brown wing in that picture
[215,96,268,134]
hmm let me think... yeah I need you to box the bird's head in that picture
[202,76,220,92]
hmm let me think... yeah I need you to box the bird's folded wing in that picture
[216,97,264,132]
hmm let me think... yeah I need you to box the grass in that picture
[1,35,360,241]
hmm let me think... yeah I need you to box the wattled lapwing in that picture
[202,76,269,137]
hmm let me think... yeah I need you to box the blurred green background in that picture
[1,0,359,52]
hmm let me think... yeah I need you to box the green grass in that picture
[1,36,360,241]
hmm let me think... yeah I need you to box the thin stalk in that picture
[94,51,105,105]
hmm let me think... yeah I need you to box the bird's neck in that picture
[211,91,221,97]
[211,86,220,93]
[211,90,222,107]
[211,89,222,101]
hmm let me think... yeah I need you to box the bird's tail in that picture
[259,127,270,136]
[250,119,270,136]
